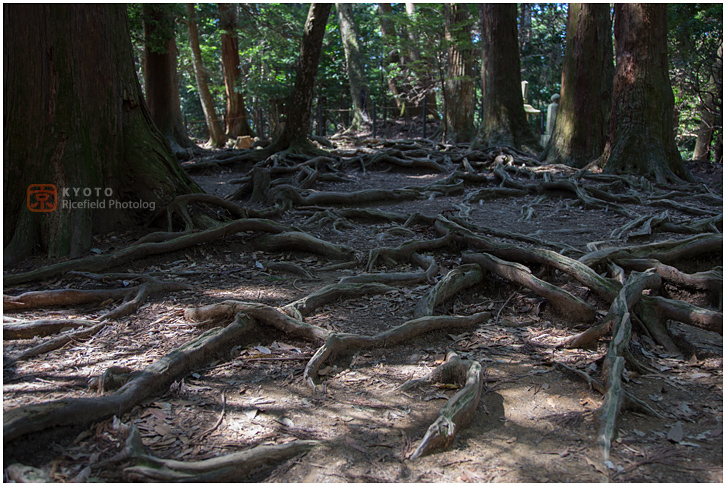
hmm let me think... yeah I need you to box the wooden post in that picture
[372,100,377,139]
[422,98,427,139]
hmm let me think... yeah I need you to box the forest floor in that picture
[3,128,723,482]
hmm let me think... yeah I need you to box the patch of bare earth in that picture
[3,140,722,482]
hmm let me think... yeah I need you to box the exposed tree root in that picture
[118,421,319,482]
[3,318,101,340]
[12,322,107,362]
[283,282,395,317]
[251,231,355,261]
[303,313,491,388]
[414,264,485,317]
[462,252,596,323]
[4,314,256,444]
[4,218,294,285]
[563,271,661,349]
[409,354,484,459]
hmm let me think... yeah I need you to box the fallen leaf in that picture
[318,366,334,376]
[154,423,172,436]
[255,345,272,355]
[667,422,684,443]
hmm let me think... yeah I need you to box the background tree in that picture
[3,4,200,264]
[600,4,692,182]
[378,3,404,116]
[692,42,722,162]
[267,3,332,153]
[336,3,370,132]
[443,4,475,144]
[219,3,254,138]
[142,4,194,160]
[541,4,613,167]
[185,3,226,148]
[472,4,540,153]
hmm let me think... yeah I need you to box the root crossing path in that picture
[3,139,722,482]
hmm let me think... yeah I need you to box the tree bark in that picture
[540,4,613,168]
[185,3,226,148]
[3,4,201,265]
[219,3,254,139]
[693,42,722,162]
[269,3,332,152]
[142,4,194,159]
[336,3,370,131]
[444,4,475,144]
[600,4,692,182]
[472,4,541,154]
[377,3,405,115]
[404,3,438,118]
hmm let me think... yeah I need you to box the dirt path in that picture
[3,140,722,482]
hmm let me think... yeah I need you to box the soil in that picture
[3,135,723,483]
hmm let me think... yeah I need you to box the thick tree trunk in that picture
[444,4,475,144]
[336,3,370,132]
[219,3,254,139]
[3,4,201,265]
[541,4,613,168]
[142,4,194,159]
[269,3,331,152]
[693,42,722,162]
[377,3,404,115]
[472,4,541,154]
[600,4,692,182]
[185,3,226,148]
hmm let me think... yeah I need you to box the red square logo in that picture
[27,184,57,212]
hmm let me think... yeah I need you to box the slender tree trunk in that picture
[219,3,254,139]
[142,4,194,160]
[541,4,613,167]
[404,3,438,118]
[472,4,540,154]
[444,4,475,144]
[337,3,370,132]
[377,3,404,115]
[3,4,201,265]
[185,3,226,148]
[519,4,532,52]
[269,3,331,152]
[693,42,722,161]
[600,4,692,182]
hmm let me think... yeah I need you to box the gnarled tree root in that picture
[3,319,100,340]
[303,312,491,388]
[4,218,293,286]
[4,314,255,445]
[410,355,484,460]
[13,322,107,362]
[252,231,355,261]
[120,421,319,482]
[414,264,485,317]
[462,251,596,323]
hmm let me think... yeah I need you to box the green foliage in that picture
[668,3,722,156]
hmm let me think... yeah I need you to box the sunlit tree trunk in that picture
[336,3,370,131]
[377,3,404,115]
[600,4,692,182]
[219,3,254,138]
[472,4,540,154]
[541,4,613,167]
[268,3,331,152]
[443,4,475,144]
[693,42,722,162]
[4,4,201,265]
[185,3,226,148]
[142,4,194,160]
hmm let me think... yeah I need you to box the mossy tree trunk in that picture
[541,4,613,168]
[219,3,254,139]
[268,3,331,153]
[142,4,195,159]
[471,4,540,154]
[444,4,475,144]
[185,3,226,148]
[600,4,693,182]
[336,3,370,132]
[3,4,202,265]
